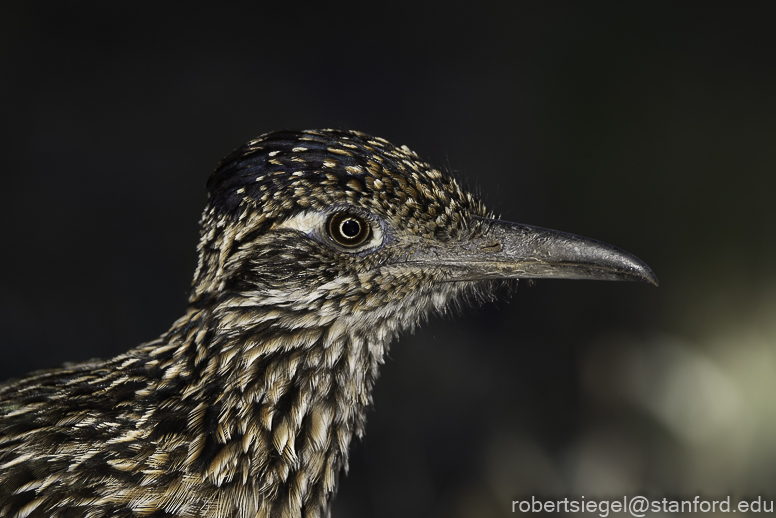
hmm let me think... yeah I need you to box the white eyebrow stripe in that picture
[274,211,327,234]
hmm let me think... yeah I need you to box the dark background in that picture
[1,3,775,517]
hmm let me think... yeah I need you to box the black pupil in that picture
[341,219,360,238]
[329,213,370,248]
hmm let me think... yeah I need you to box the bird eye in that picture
[328,213,371,248]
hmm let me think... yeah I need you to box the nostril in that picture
[479,240,503,252]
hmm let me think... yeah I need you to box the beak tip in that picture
[643,269,660,287]
[624,255,659,287]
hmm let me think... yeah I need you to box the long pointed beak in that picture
[410,217,658,286]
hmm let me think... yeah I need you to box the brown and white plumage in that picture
[0,129,656,517]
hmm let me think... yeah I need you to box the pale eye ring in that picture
[328,213,371,248]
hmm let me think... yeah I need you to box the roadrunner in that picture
[0,129,657,517]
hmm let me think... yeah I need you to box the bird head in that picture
[189,129,656,347]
